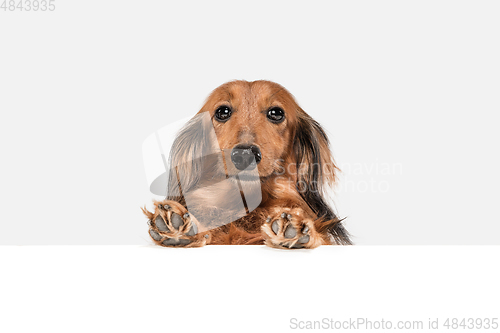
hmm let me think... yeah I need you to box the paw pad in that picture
[284,224,297,239]
[171,213,183,230]
[185,222,197,236]
[297,235,310,244]
[149,229,162,241]
[162,238,191,246]
[271,220,280,234]
[155,215,168,231]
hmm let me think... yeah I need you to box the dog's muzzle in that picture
[231,144,262,171]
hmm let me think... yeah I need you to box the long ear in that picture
[166,112,214,203]
[293,110,352,245]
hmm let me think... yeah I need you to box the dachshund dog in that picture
[142,80,351,249]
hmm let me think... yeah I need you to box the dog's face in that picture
[200,80,300,180]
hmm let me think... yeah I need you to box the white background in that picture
[1,1,499,332]
[1,246,499,333]
[1,0,499,245]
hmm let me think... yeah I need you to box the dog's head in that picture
[168,80,339,212]
[200,80,338,185]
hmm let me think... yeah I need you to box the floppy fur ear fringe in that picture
[293,111,352,245]
[166,113,212,203]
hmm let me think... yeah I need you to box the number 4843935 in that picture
[1,0,56,11]
[443,318,498,330]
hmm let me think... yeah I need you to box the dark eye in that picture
[214,105,232,122]
[267,107,285,123]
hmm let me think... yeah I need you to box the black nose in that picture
[231,144,262,171]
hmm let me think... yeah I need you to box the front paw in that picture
[143,200,209,248]
[261,208,323,249]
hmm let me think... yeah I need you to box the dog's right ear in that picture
[166,112,215,201]
[293,110,352,245]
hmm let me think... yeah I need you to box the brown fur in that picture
[143,80,351,248]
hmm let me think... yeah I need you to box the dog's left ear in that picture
[293,110,351,244]
[293,110,338,199]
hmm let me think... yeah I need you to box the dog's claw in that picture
[159,204,170,210]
